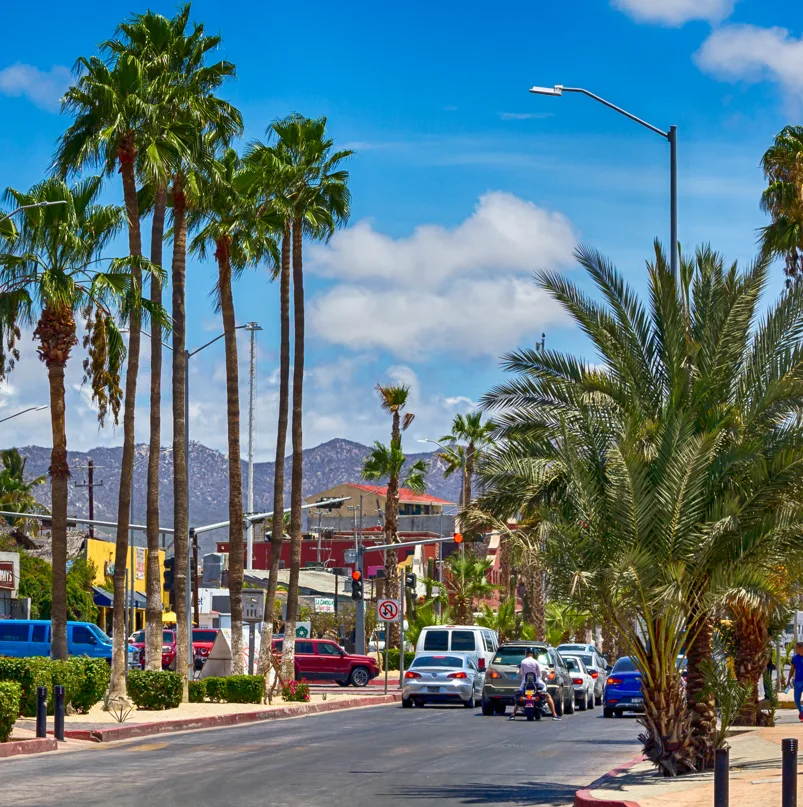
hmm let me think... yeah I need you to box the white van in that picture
[415,626,499,673]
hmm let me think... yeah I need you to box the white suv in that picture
[415,626,499,673]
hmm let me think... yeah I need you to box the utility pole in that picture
[74,460,103,538]
[355,494,365,655]
[193,529,200,628]
[244,322,262,571]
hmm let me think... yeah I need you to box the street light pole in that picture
[529,84,678,277]
[0,200,67,225]
[244,323,262,571]
[0,404,49,424]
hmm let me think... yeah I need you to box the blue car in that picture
[603,656,643,717]
[0,619,114,661]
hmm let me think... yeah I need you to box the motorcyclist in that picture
[509,649,561,721]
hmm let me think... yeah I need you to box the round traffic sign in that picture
[377,598,401,622]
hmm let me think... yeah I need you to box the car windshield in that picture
[558,644,586,652]
[578,654,596,667]
[564,657,581,672]
[412,655,464,668]
[193,631,217,643]
[132,631,145,643]
[613,657,637,673]
[493,646,550,667]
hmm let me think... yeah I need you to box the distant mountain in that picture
[8,438,462,552]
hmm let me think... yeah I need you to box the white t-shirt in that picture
[519,656,541,681]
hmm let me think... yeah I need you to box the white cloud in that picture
[498,112,553,121]
[0,63,71,111]
[696,25,803,102]
[309,191,575,286]
[612,0,734,25]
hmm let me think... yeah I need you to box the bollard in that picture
[714,746,729,807]
[54,685,65,742]
[35,686,47,738]
[783,737,798,807]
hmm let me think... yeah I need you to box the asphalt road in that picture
[1,702,642,807]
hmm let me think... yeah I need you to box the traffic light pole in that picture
[355,543,366,655]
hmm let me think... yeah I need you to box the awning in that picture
[92,586,148,610]
[162,611,177,623]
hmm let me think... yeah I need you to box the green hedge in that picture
[70,658,110,714]
[188,680,206,703]
[0,682,21,742]
[127,670,182,710]
[225,675,263,704]
[204,677,227,703]
[0,657,92,717]
[385,649,415,671]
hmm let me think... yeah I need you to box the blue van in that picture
[0,620,113,660]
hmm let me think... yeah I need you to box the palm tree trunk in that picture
[521,560,545,641]
[732,604,770,726]
[111,139,143,697]
[37,305,76,661]
[145,185,166,671]
[171,175,189,695]
[259,224,291,676]
[217,240,244,675]
[282,217,305,680]
[498,532,512,600]
[686,607,717,769]
[385,409,401,646]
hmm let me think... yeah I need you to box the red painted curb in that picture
[574,754,646,807]
[63,692,402,743]
[0,737,58,758]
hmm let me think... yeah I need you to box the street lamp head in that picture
[244,322,263,332]
[34,405,49,412]
[529,84,563,97]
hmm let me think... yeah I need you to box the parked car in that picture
[0,619,114,661]
[130,629,176,670]
[272,638,380,687]
[192,628,219,667]
[604,656,643,717]
[557,643,600,657]
[402,653,483,709]
[481,642,574,716]
[565,650,609,704]
[563,654,596,710]
[415,626,499,673]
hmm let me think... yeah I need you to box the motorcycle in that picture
[516,673,548,721]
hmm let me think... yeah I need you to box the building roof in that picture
[343,483,454,506]
[244,569,341,597]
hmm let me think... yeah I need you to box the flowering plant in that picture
[281,679,311,702]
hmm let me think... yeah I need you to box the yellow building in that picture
[84,538,169,634]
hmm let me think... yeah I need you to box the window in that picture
[450,631,476,652]
[579,654,596,668]
[295,641,314,655]
[492,646,550,667]
[423,630,449,651]
[192,630,218,643]
[411,655,464,668]
[72,626,97,645]
[317,642,341,656]
[133,631,145,643]
[483,630,497,652]
[564,658,579,672]
[32,625,48,643]
[613,657,637,673]
[163,631,175,643]
[0,624,29,642]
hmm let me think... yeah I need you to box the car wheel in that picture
[578,691,587,711]
[402,696,413,709]
[481,698,494,716]
[554,690,564,717]
[603,707,614,718]
[349,667,370,687]
[464,694,476,709]
[565,689,575,714]
[493,701,506,715]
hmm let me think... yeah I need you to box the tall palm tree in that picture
[422,553,496,625]
[0,176,128,660]
[269,115,352,674]
[440,411,495,509]
[191,147,280,673]
[760,126,803,285]
[478,243,803,773]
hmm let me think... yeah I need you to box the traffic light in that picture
[351,569,363,601]
[453,533,464,544]
[163,556,175,592]
[405,572,417,590]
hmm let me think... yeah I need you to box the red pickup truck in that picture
[272,638,379,687]
[132,628,219,670]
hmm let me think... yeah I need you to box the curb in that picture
[0,737,58,759]
[63,692,402,743]
[574,755,646,807]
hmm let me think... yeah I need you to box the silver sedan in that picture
[402,653,483,709]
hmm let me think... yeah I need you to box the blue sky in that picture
[0,0,800,458]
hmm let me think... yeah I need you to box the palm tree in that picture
[760,126,803,285]
[479,243,803,773]
[423,553,496,625]
[440,411,495,509]
[269,115,352,675]
[191,147,279,673]
[0,176,128,660]
[0,449,48,532]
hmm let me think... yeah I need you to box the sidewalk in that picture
[584,710,803,807]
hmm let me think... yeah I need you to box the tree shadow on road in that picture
[386,781,578,805]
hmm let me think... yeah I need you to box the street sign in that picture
[377,598,401,622]
[242,588,265,623]
[295,621,311,638]
[344,548,357,564]
[314,597,335,613]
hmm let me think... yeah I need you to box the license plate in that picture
[427,686,440,693]
[629,697,643,704]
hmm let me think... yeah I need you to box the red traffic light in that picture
[351,570,362,581]
[453,533,464,544]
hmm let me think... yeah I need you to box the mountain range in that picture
[9,438,462,552]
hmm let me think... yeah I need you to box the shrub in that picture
[281,679,311,703]
[385,649,415,671]
[0,682,21,742]
[0,657,53,717]
[188,680,206,703]
[69,658,110,714]
[204,677,227,703]
[127,670,182,710]
[226,675,263,704]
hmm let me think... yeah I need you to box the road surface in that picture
[2,702,641,807]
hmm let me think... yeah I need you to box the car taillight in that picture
[572,678,583,685]
[447,672,467,679]
[405,671,421,679]
[607,677,622,686]
[477,658,486,671]
[590,671,599,679]
[488,670,501,679]
[547,670,556,681]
